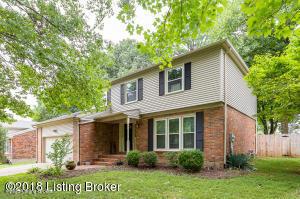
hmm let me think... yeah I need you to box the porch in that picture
[79,110,142,166]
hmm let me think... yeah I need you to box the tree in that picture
[0,0,113,122]
[32,101,79,122]
[46,135,72,170]
[105,39,151,79]
[245,43,300,134]
[118,0,299,66]
[0,125,7,162]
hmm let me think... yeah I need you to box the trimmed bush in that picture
[178,150,204,172]
[142,152,158,167]
[126,150,141,167]
[227,153,253,170]
[164,151,179,167]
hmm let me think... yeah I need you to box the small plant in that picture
[27,167,42,174]
[65,161,76,170]
[142,152,157,167]
[126,150,141,167]
[227,153,254,170]
[164,151,179,167]
[47,135,72,171]
[178,150,204,172]
[42,167,64,177]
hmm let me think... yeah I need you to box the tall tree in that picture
[0,0,113,122]
[105,39,151,79]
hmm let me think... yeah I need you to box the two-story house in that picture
[36,40,257,168]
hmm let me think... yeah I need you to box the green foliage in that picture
[106,39,151,78]
[142,152,157,167]
[242,0,300,38]
[0,125,7,162]
[46,135,72,170]
[178,150,204,172]
[118,0,298,67]
[164,151,179,168]
[0,0,113,122]
[126,150,141,167]
[245,40,300,134]
[27,167,42,174]
[227,154,254,170]
[42,167,63,177]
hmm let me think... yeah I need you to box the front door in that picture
[124,124,133,151]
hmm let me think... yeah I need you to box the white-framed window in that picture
[154,115,196,151]
[166,67,184,94]
[125,80,137,103]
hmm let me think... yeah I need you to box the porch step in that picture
[92,154,126,166]
[93,161,114,166]
[101,154,126,159]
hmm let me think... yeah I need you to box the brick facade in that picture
[79,105,256,168]
[227,105,256,155]
[11,130,36,160]
[79,122,119,164]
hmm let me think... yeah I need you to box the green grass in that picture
[0,160,35,169]
[0,158,299,198]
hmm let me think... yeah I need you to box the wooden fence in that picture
[257,133,300,157]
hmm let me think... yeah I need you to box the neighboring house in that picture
[36,40,257,168]
[2,120,36,162]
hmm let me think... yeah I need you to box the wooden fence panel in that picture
[257,133,300,157]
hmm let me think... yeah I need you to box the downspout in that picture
[223,50,228,166]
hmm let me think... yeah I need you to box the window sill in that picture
[165,89,184,96]
[124,100,138,105]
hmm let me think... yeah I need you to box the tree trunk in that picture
[269,119,278,134]
[281,120,289,134]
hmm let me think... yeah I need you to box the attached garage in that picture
[44,136,73,163]
[35,114,81,164]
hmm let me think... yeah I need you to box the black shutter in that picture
[107,89,111,103]
[196,112,204,151]
[159,71,165,96]
[148,119,154,151]
[120,84,125,105]
[184,62,191,90]
[138,78,143,101]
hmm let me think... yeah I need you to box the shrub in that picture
[27,167,42,174]
[65,161,76,170]
[178,150,204,172]
[142,152,157,167]
[227,153,254,170]
[126,150,141,167]
[42,167,64,177]
[46,135,72,170]
[164,152,179,167]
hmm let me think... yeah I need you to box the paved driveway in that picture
[0,163,50,177]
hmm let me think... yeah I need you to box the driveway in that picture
[0,163,50,177]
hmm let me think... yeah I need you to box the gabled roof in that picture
[111,39,249,84]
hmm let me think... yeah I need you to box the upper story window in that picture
[166,67,183,93]
[126,80,137,103]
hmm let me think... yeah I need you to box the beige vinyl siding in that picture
[41,121,73,137]
[111,47,222,115]
[225,53,257,117]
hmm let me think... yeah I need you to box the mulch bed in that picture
[38,165,248,180]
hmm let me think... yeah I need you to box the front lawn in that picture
[0,160,35,169]
[0,158,299,198]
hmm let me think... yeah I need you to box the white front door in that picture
[44,136,73,163]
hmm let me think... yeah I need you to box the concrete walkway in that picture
[0,163,50,177]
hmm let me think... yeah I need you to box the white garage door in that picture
[44,136,73,163]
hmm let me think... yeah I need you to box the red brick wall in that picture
[79,122,118,164]
[227,105,256,155]
[12,130,36,159]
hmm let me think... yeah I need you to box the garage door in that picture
[44,136,73,163]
